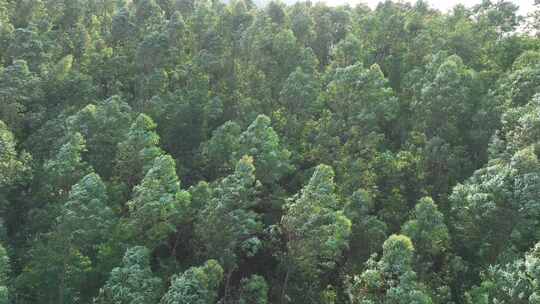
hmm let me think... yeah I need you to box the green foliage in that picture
[126,154,190,249]
[239,275,268,304]
[0,120,28,188]
[95,246,163,304]
[16,235,92,303]
[1,1,540,303]
[345,189,388,270]
[238,114,292,185]
[325,62,398,136]
[402,197,454,302]
[405,52,485,200]
[349,234,432,304]
[136,32,169,73]
[161,259,223,304]
[17,172,114,303]
[402,197,449,259]
[115,113,163,192]
[0,244,9,304]
[51,55,73,82]
[466,242,540,304]
[201,120,241,178]
[57,173,115,249]
[451,94,540,268]
[68,95,133,179]
[281,163,351,297]
[411,53,477,144]
[195,155,262,271]
[43,132,90,195]
[0,60,41,134]
[276,65,320,146]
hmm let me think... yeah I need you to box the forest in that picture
[1,0,540,303]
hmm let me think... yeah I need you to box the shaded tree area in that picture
[0,0,540,303]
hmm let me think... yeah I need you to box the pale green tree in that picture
[115,113,163,193]
[238,115,292,185]
[349,234,432,304]
[68,95,133,179]
[0,120,28,188]
[161,259,223,304]
[95,246,163,304]
[195,156,262,300]
[17,173,114,304]
[281,164,351,303]
[126,154,190,249]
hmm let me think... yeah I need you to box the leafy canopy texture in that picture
[95,246,163,304]
[282,164,351,277]
[349,234,432,304]
[161,259,223,304]
[0,120,28,187]
[195,155,262,271]
[127,154,190,249]
[2,1,540,303]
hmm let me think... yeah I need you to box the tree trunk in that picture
[170,232,181,258]
[224,269,233,304]
[58,247,68,304]
[281,265,291,304]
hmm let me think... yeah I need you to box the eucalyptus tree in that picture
[95,246,163,304]
[195,156,262,300]
[281,164,351,303]
[161,259,223,304]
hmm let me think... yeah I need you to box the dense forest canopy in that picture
[1,0,540,303]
